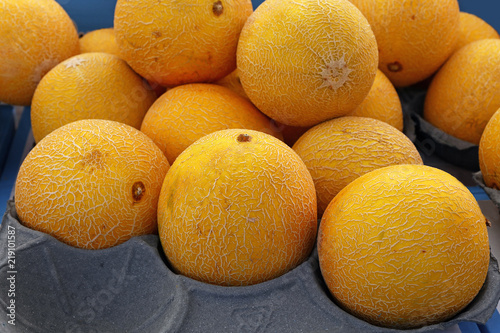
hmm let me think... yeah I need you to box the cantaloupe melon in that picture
[349,69,403,131]
[79,28,121,56]
[30,52,157,143]
[454,12,499,52]
[114,0,253,86]
[237,0,378,127]
[0,0,80,105]
[424,39,500,145]
[140,83,282,164]
[479,107,500,189]
[348,0,460,87]
[157,129,317,286]
[15,119,170,249]
[318,164,490,329]
[293,116,422,215]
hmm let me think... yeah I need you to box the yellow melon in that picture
[454,12,499,52]
[348,0,460,87]
[31,52,157,143]
[236,0,378,127]
[292,116,422,215]
[479,107,500,189]
[140,83,282,164]
[79,28,121,57]
[423,39,500,145]
[318,164,490,329]
[157,129,317,286]
[213,68,250,100]
[15,119,170,250]
[114,0,253,86]
[349,69,404,131]
[0,0,80,106]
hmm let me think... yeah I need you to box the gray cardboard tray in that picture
[474,172,500,212]
[399,87,480,171]
[1,199,500,333]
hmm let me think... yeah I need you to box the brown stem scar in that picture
[237,133,252,142]
[132,181,145,202]
[213,1,223,16]
[387,61,402,72]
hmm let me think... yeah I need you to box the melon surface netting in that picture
[114,0,253,86]
[424,39,500,145]
[15,119,170,250]
[157,129,317,286]
[453,12,499,53]
[30,52,157,143]
[0,0,80,105]
[236,0,378,127]
[292,116,422,215]
[318,164,490,329]
[348,69,404,131]
[348,0,460,87]
[79,28,121,57]
[479,108,500,189]
[140,83,282,164]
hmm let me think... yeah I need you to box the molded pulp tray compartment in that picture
[1,200,500,333]
[474,172,500,212]
[399,87,480,172]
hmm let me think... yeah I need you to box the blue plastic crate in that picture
[0,107,33,217]
[0,105,15,175]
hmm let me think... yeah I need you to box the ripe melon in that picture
[349,69,404,131]
[114,0,253,86]
[348,0,460,87]
[236,0,378,127]
[213,68,250,101]
[423,39,500,145]
[79,28,121,57]
[292,116,422,215]
[31,52,157,143]
[318,164,490,329]
[479,107,500,189]
[140,83,282,164]
[0,0,80,106]
[15,119,170,250]
[157,129,317,286]
[454,12,499,52]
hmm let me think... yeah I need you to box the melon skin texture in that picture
[213,68,250,100]
[318,164,490,329]
[0,0,80,106]
[140,83,282,165]
[348,0,460,87]
[114,0,253,86]
[292,116,422,215]
[79,28,121,56]
[479,108,500,189]
[424,39,500,145]
[236,0,378,127]
[158,129,318,286]
[349,69,404,131]
[31,52,157,143]
[15,119,170,250]
[454,12,499,53]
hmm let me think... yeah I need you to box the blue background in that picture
[56,0,500,34]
